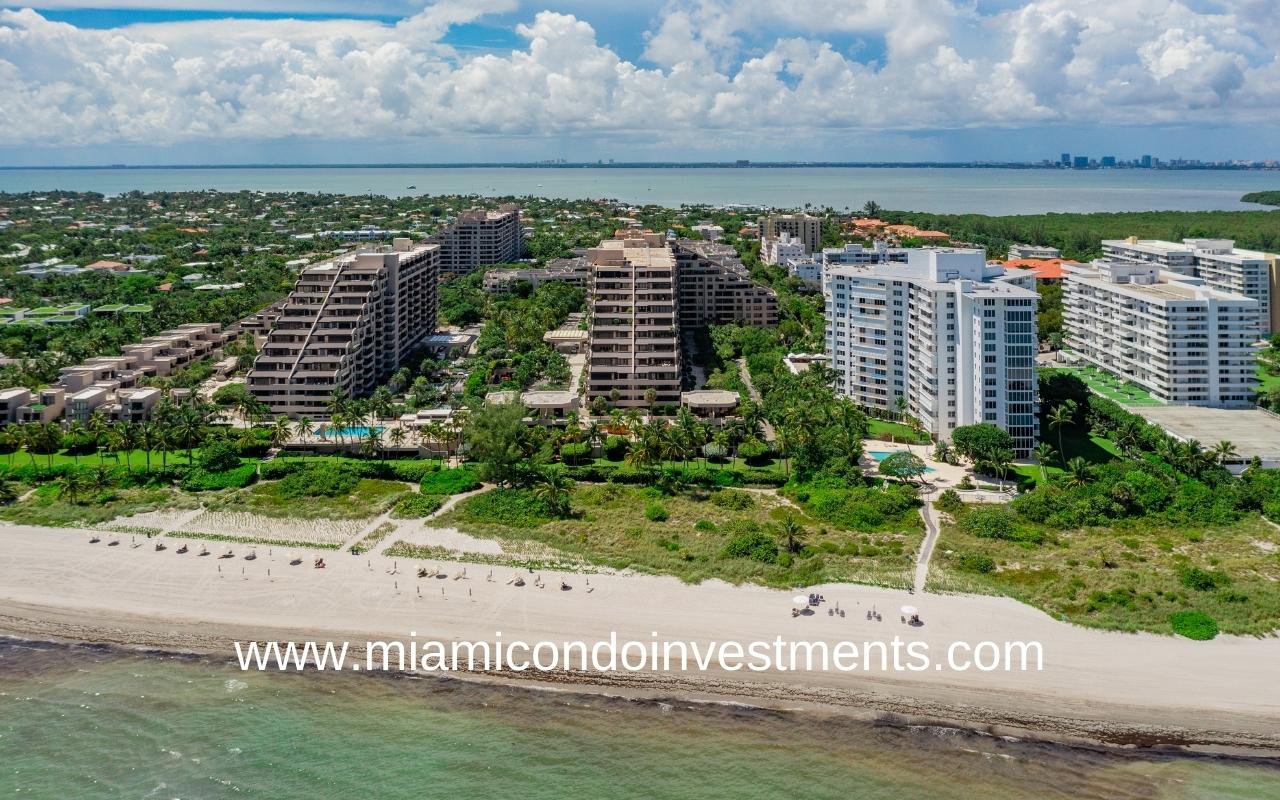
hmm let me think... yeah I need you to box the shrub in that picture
[720,528,778,564]
[1169,610,1219,640]
[645,502,669,522]
[709,489,753,510]
[1177,564,1230,592]
[956,551,995,573]
[420,467,482,495]
[391,493,446,518]
[694,519,716,531]
[935,489,964,515]
[603,435,629,461]
[559,442,591,462]
[277,463,360,498]
[197,441,242,473]
[958,506,1042,543]
[459,489,553,528]
[956,476,975,490]
[180,463,258,492]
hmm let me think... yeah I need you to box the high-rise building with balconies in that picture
[437,204,522,275]
[247,238,439,415]
[1063,259,1258,406]
[585,233,682,409]
[824,248,1040,456]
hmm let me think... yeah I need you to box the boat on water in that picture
[406,185,417,189]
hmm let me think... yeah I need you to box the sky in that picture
[1,0,1278,166]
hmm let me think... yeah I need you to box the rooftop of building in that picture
[1064,260,1259,304]
[1003,258,1079,280]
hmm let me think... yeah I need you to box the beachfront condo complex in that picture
[824,248,1040,457]
[436,204,523,275]
[247,239,440,415]
[1063,259,1259,406]
[672,240,779,328]
[1101,237,1277,334]
[585,233,682,409]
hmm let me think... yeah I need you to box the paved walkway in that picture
[736,358,776,442]
[913,501,939,593]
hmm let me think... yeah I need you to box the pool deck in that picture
[861,439,973,489]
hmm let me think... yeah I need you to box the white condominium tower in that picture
[1101,237,1277,334]
[437,204,522,275]
[824,248,1039,456]
[248,239,440,415]
[1063,260,1259,406]
[585,233,682,409]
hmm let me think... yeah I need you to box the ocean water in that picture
[0,167,1277,214]
[1,640,1277,799]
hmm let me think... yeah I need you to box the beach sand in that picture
[1,521,1278,754]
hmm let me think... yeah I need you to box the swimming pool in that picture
[317,425,384,438]
[868,450,935,472]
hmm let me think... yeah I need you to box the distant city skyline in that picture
[2,2,1279,166]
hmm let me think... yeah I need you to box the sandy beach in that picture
[1,521,1278,754]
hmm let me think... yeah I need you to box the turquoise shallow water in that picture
[0,167,1276,214]
[1,641,1278,799]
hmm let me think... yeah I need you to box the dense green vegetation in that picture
[1241,191,1280,207]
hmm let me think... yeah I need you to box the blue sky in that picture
[1,1,1278,165]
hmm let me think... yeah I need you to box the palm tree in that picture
[270,417,292,449]
[388,426,407,450]
[1212,440,1238,467]
[65,420,87,466]
[293,417,313,443]
[861,200,882,217]
[533,466,574,518]
[778,513,805,554]
[1046,402,1075,467]
[87,411,109,467]
[172,406,206,465]
[34,423,62,470]
[1064,456,1092,489]
[774,423,793,478]
[113,421,140,474]
[1033,443,1056,482]
[56,471,85,505]
[138,422,158,474]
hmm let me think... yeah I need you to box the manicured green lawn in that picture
[866,420,930,444]
[1256,362,1280,393]
[1016,427,1120,486]
[1051,365,1162,406]
[0,447,213,473]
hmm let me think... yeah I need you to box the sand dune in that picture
[1,521,1278,753]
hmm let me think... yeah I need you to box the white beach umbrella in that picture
[793,595,810,605]
[901,605,918,616]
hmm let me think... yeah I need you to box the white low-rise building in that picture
[1063,260,1259,407]
[1008,243,1062,260]
[825,248,1039,456]
[762,232,806,266]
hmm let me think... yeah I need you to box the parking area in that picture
[1131,405,1280,468]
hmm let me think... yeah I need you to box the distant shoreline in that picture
[2,163,1278,172]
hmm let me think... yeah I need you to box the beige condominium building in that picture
[673,240,779,327]
[760,212,822,254]
[585,233,682,408]
[1101,237,1276,334]
[248,238,440,415]
[437,204,522,275]
[1063,259,1259,406]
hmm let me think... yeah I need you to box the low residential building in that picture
[437,205,522,275]
[691,222,724,242]
[1003,258,1076,283]
[681,389,740,419]
[67,386,111,424]
[17,388,65,423]
[1008,244,1063,260]
[248,239,440,415]
[825,248,1039,456]
[761,232,806,266]
[0,387,31,422]
[482,256,589,293]
[1063,260,1259,406]
[673,240,778,328]
[760,213,822,253]
[1101,237,1276,334]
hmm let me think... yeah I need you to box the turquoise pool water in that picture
[868,450,935,472]
[317,425,383,438]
